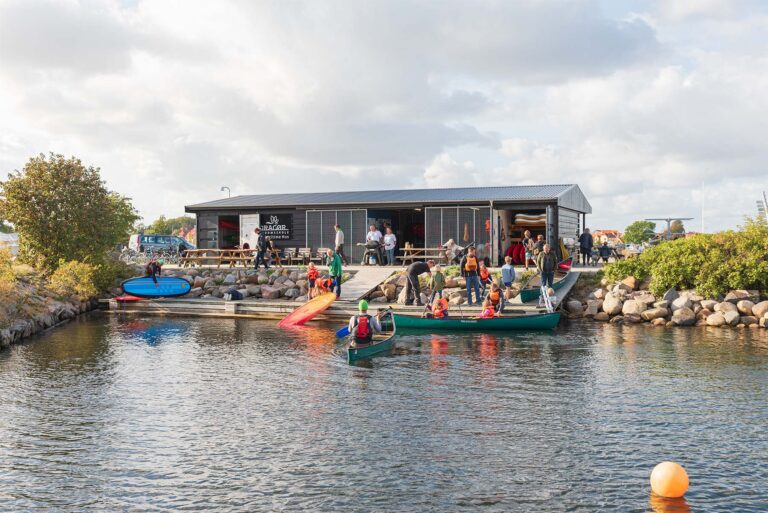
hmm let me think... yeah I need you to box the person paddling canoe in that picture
[348,300,382,346]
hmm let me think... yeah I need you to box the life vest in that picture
[481,305,495,319]
[433,298,449,318]
[488,289,500,306]
[464,255,478,272]
[355,314,372,342]
[318,278,333,291]
[307,267,319,280]
[479,267,490,281]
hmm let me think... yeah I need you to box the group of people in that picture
[363,224,398,266]
[577,228,613,266]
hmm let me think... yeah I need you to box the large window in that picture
[425,206,492,260]
[306,209,367,262]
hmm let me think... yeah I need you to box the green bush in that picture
[0,247,13,282]
[48,261,99,298]
[91,258,134,291]
[603,219,768,298]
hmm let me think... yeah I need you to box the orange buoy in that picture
[650,461,689,498]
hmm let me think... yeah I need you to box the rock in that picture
[662,288,679,302]
[653,300,669,309]
[609,315,624,324]
[246,285,261,297]
[244,274,260,285]
[670,296,692,312]
[420,293,429,304]
[741,316,758,326]
[584,300,602,318]
[593,288,607,300]
[257,274,269,285]
[449,296,466,306]
[295,295,308,302]
[444,278,458,289]
[222,274,236,285]
[696,308,712,320]
[700,299,718,311]
[723,310,740,326]
[614,282,632,294]
[599,277,611,288]
[397,287,408,305]
[671,307,696,326]
[620,276,638,290]
[622,299,647,316]
[602,294,623,316]
[211,289,224,298]
[371,296,389,304]
[706,312,726,327]
[567,300,584,315]
[193,276,207,288]
[736,300,755,315]
[724,290,759,303]
[638,276,652,291]
[380,283,397,301]
[624,314,643,324]
[188,287,203,298]
[237,288,250,298]
[714,301,738,313]
[751,300,768,318]
[633,293,656,306]
[260,285,282,299]
[283,288,300,299]
[641,307,669,321]
[369,290,385,299]
[204,279,217,289]
[296,280,308,289]
[665,321,675,328]
[759,317,768,328]
[449,289,467,299]
[693,304,702,315]
[289,271,299,282]
[594,312,610,322]
[273,275,287,285]
[651,318,667,326]
[282,280,296,289]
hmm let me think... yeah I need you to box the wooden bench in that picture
[397,247,449,265]
[293,248,311,265]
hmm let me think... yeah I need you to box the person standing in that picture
[460,246,481,306]
[366,224,384,265]
[578,228,593,267]
[405,259,434,306]
[253,228,268,270]
[383,227,397,266]
[326,248,343,298]
[536,243,558,290]
[428,264,446,303]
[501,255,515,299]
[522,230,534,270]
[334,224,349,265]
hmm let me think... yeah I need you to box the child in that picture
[429,264,446,303]
[479,297,496,319]
[501,255,515,300]
[315,276,334,296]
[306,262,319,299]
[478,262,491,297]
[487,282,504,314]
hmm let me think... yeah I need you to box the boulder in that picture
[620,276,638,290]
[609,315,624,324]
[638,276,652,290]
[714,301,738,314]
[633,293,656,306]
[641,307,669,321]
[700,299,718,311]
[449,296,466,306]
[584,300,602,318]
[371,296,389,304]
[193,276,207,288]
[736,300,755,316]
[223,274,237,285]
[670,296,691,312]
[273,275,287,285]
[295,295,308,302]
[653,300,669,309]
[449,289,468,299]
[211,289,224,298]
[236,288,250,298]
[759,317,768,328]
[296,279,308,289]
[671,307,696,326]
[420,293,429,305]
[741,316,758,326]
[723,310,740,326]
[594,312,610,322]
[706,312,726,327]
[602,294,623,316]
[397,287,408,305]
[187,287,203,298]
[622,299,647,316]
[724,290,759,303]
[257,274,269,285]
[244,274,260,285]
[751,300,768,318]
[369,290,385,299]
[444,278,459,289]
[651,318,667,326]
[593,288,607,300]
[260,285,282,299]
[614,282,632,294]
[380,284,397,301]
[624,314,643,324]
[282,279,296,289]
[566,300,584,316]
[696,308,712,320]
[246,285,261,297]
[283,288,300,299]
[289,271,299,282]
[662,288,679,302]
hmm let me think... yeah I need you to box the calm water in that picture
[0,314,766,513]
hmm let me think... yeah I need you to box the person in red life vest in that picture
[144,259,162,286]
[479,297,497,319]
[306,262,319,299]
[478,261,491,298]
[348,300,382,346]
[316,276,334,294]
[487,281,504,314]
[432,297,449,319]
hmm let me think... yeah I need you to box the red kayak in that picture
[277,292,337,327]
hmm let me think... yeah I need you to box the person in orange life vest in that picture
[316,276,334,294]
[459,245,481,305]
[306,262,319,299]
[145,259,162,286]
[487,281,505,314]
[432,297,449,319]
[348,300,382,346]
[479,297,496,319]
[478,261,491,297]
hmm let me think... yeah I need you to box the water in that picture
[0,314,766,513]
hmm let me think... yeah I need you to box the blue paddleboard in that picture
[121,277,192,298]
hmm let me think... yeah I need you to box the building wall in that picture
[195,208,307,251]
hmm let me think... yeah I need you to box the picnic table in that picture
[180,248,256,269]
[397,247,448,265]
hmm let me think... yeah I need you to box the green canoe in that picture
[346,313,397,363]
[392,312,561,331]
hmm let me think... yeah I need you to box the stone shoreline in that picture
[567,276,768,329]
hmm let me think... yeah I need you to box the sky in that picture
[1,0,767,232]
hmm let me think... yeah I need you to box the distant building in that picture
[0,233,19,257]
[593,229,621,245]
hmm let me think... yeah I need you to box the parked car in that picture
[128,234,195,253]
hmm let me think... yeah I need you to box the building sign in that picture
[261,214,292,240]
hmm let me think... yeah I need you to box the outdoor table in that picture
[180,249,256,268]
[397,247,449,265]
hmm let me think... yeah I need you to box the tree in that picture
[144,215,195,235]
[0,153,139,270]
[622,220,656,244]
[670,220,685,233]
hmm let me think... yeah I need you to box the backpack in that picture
[464,255,478,272]
[355,315,371,340]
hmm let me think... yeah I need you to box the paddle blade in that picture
[335,326,350,338]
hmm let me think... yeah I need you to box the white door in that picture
[240,214,260,247]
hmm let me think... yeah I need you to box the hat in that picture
[359,299,369,311]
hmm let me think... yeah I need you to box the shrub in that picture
[0,247,13,282]
[48,261,99,298]
[603,257,649,283]
[91,257,134,291]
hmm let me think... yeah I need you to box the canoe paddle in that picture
[335,326,350,338]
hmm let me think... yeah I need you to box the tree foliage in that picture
[622,220,656,244]
[0,153,139,271]
[144,215,195,235]
[603,218,768,298]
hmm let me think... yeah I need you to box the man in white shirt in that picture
[334,224,349,265]
[365,224,384,265]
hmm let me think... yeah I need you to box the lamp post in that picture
[221,186,231,198]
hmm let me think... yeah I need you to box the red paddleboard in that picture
[277,293,337,327]
[114,295,144,302]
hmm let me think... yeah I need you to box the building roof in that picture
[186,184,592,213]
